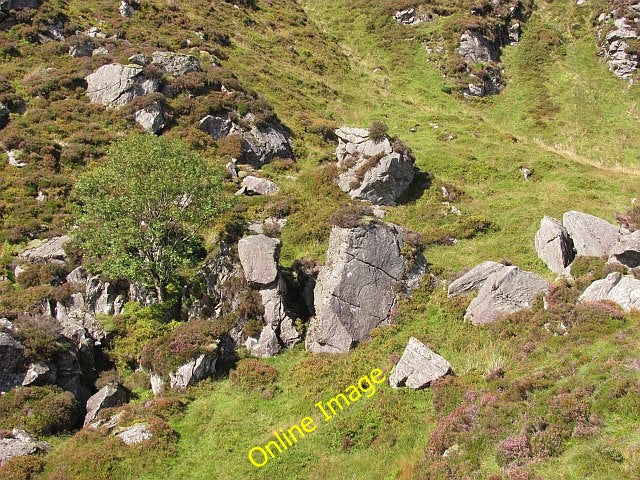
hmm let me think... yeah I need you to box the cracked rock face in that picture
[535,216,576,275]
[562,211,620,258]
[238,235,280,286]
[335,127,415,206]
[464,266,550,325]
[448,261,506,297]
[84,384,128,426]
[85,64,159,107]
[579,272,640,311]
[0,331,26,392]
[306,222,426,354]
[458,30,499,64]
[389,337,451,388]
[19,235,70,264]
[598,7,640,81]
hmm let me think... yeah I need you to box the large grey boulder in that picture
[235,175,280,196]
[458,30,499,64]
[578,272,640,312]
[0,429,51,466]
[608,230,640,268]
[116,423,152,445]
[464,266,550,325]
[335,127,415,206]
[389,337,451,388]
[85,64,159,107]
[306,222,426,354]
[150,353,217,395]
[238,235,280,286]
[0,332,26,392]
[562,211,619,258]
[134,101,166,133]
[19,235,70,264]
[151,51,202,77]
[84,384,128,426]
[448,261,506,297]
[245,325,280,358]
[535,216,575,275]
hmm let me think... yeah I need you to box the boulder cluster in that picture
[597,3,640,81]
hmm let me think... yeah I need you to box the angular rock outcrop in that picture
[448,261,506,297]
[597,6,640,81]
[335,127,415,206]
[22,361,56,387]
[535,216,576,275]
[119,0,140,18]
[84,384,128,426]
[199,113,232,140]
[608,230,640,268]
[464,266,550,325]
[578,272,640,312]
[458,30,499,64]
[151,51,202,77]
[85,64,159,107]
[562,211,619,258]
[19,235,70,264]
[394,8,430,25]
[0,429,51,466]
[150,353,217,395]
[200,112,292,168]
[389,337,451,388]
[134,100,166,133]
[116,423,152,445]
[238,235,300,356]
[0,331,26,392]
[235,175,280,196]
[306,222,426,354]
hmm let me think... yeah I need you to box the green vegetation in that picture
[0,0,639,478]
[0,386,77,435]
[72,134,229,302]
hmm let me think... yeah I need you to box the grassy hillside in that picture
[1,0,640,479]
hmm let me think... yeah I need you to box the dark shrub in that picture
[15,315,68,362]
[369,121,388,141]
[0,386,78,435]
[330,204,374,229]
[496,434,532,465]
[0,455,45,480]
[616,205,640,232]
[140,320,221,377]
[229,358,278,393]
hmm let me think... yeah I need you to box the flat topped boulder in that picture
[562,211,619,258]
[464,266,550,325]
[19,235,70,264]
[86,63,159,107]
[335,126,415,206]
[238,235,281,286]
[116,423,153,445]
[151,51,202,77]
[579,272,640,312]
[235,175,280,196]
[535,216,575,275]
[306,222,425,354]
[389,337,451,389]
[448,261,506,297]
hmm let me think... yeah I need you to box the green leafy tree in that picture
[73,134,229,302]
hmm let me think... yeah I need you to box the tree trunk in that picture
[154,282,167,303]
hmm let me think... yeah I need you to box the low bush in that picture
[330,204,374,228]
[15,314,68,362]
[229,358,278,394]
[140,319,221,377]
[0,386,78,435]
[368,120,388,141]
[0,455,45,480]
